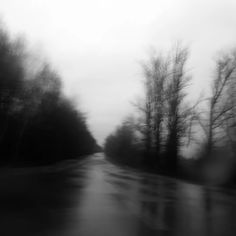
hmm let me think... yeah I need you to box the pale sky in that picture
[1,0,236,145]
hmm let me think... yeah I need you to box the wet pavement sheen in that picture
[1,153,236,236]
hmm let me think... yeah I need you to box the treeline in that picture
[105,44,236,183]
[105,117,142,167]
[0,25,98,166]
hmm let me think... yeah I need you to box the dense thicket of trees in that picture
[105,117,142,166]
[0,26,98,166]
[105,45,236,182]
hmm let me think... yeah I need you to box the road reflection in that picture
[1,153,236,236]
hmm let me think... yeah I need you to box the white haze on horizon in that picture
[1,0,236,145]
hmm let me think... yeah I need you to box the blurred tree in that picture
[164,45,192,173]
[104,116,141,166]
[0,27,25,162]
[0,24,98,166]
[142,53,170,165]
[197,50,236,157]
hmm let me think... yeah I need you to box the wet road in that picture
[1,153,236,236]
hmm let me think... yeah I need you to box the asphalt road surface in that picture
[0,153,236,236]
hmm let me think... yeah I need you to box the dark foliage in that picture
[0,26,98,166]
[104,119,142,167]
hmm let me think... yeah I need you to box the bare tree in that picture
[143,67,153,160]
[164,45,191,172]
[134,44,194,171]
[144,55,170,160]
[200,51,236,156]
[134,52,170,166]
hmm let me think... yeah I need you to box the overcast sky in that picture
[1,0,236,145]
